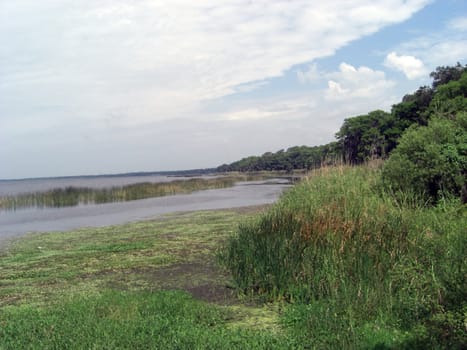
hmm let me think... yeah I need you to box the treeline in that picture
[217,63,467,171]
[217,144,338,172]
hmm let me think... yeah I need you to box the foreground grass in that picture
[0,291,292,349]
[0,208,293,349]
[221,165,467,349]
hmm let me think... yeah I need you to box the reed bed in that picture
[220,165,466,349]
[0,177,238,210]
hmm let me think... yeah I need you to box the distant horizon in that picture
[0,166,221,182]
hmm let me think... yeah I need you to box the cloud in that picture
[297,63,321,83]
[448,16,467,31]
[384,52,427,79]
[325,63,395,100]
[386,17,467,75]
[1,0,430,125]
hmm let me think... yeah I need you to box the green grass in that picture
[0,290,292,349]
[0,209,247,306]
[220,165,467,349]
[0,207,296,349]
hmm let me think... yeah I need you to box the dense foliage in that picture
[220,64,466,348]
[217,143,339,172]
[221,166,467,349]
[382,114,467,203]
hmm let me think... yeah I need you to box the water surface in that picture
[0,174,216,196]
[0,180,289,244]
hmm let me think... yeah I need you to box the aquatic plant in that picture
[0,177,239,210]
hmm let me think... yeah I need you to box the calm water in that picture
[0,174,219,196]
[0,176,289,243]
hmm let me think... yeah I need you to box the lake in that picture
[0,175,290,243]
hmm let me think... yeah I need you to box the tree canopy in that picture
[217,63,467,202]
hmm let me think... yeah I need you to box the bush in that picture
[221,165,467,349]
[381,114,467,203]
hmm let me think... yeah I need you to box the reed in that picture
[0,177,239,210]
[220,165,466,348]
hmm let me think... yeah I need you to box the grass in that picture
[0,209,251,306]
[220,165,467,349]
[0,176,241,210]
[0,291,293,349]
[0,207,296,349]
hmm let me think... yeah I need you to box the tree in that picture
[335,110,391,163]
[430,62,467,89]
[382,113,467,203]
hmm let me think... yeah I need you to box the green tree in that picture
[430,62,467,89]
[382,113,467,203]
[428,71,467,118]
[335,110,391,163]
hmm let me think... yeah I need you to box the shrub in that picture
[381,114,467,203]
[221,165,467,348]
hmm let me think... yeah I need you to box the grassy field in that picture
[0,206,299,349]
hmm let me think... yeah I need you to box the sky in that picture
[1,0,466,179]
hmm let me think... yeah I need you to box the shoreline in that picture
[0,181,289,246]
[0,204,271,252]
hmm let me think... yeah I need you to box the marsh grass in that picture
[220,165,467,349]
[0,207,298,349]
[0,177,240,210]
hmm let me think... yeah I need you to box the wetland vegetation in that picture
[221,165,466,349]
[0,177,240,211]
[1,164,465,349]
[0,207,293,349]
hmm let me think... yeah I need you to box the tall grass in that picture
[220,165,466,348]
[0,177,238,210]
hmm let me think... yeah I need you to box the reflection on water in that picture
[0,181,290,243]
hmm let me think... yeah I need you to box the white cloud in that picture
[0,0,430,125]
[428,41,467,66]
[448,16,467,31]
[297,63,321,83]
[384,52,427,79]
[386,17,467,76]
[325,63,395,100]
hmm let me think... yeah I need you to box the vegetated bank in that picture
[219,63,466,348]
[218,63,467,178]
[220,164,466,349]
